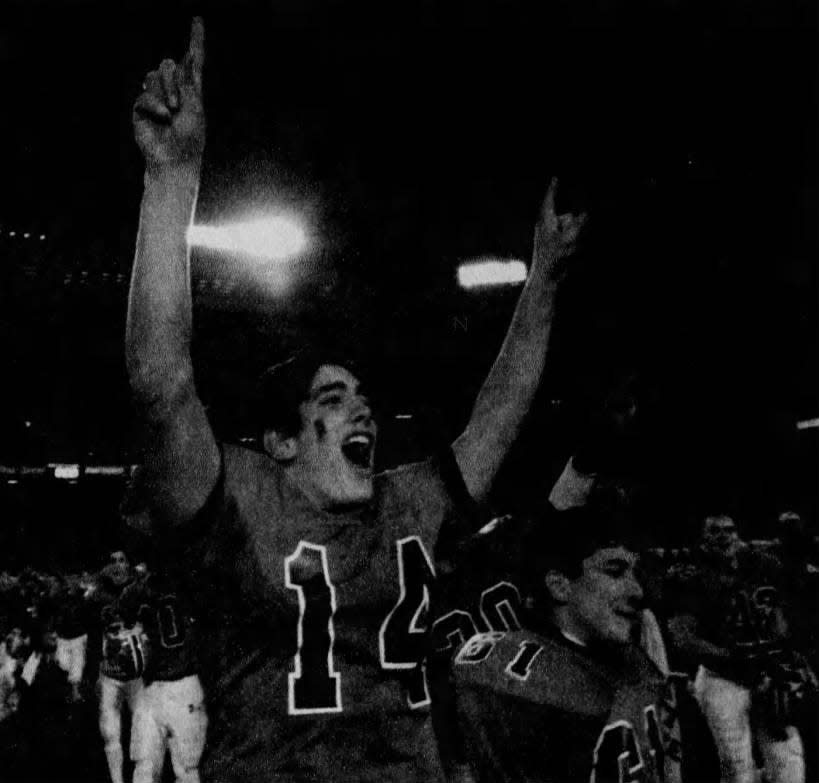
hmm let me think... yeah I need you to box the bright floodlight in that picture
[796,417,819,431]
[457,258,528,289]
[54,464,80,480]
[188,216,307,261]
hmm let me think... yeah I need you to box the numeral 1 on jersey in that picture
[505,640,543,681]
[285,542,342,715]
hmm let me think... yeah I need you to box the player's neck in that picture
[286,464,368,516]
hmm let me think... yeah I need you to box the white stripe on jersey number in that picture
[285,537,436,715]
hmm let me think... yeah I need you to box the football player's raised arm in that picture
[126,18,220,527]
[452,179,587,503]
[548,380,640,510]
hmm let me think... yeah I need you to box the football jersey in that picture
[92,582,149,682]
[669,547,788,679]
[120,573,199,683]
[174,444,473,783]
[432,514,528,652]
[453,629,683,783]
[429,514,528,776]
[100,621,150,681]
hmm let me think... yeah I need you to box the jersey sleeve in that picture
[162,443,237,549]
[377,448,480,544]
[155,443,285,638]
[163,443,277,559]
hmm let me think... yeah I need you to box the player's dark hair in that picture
[523,502,647,583]
[254,347,369,439]
[520,502,648,627]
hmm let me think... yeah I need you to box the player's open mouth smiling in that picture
[341,432,375,470]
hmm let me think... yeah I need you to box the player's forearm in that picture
[126,165,200,410]
[454,266,557,501]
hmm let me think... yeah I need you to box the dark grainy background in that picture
[0,0,815,564]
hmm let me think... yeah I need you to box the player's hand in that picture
[573,375,641,476]
[133,17,206,172]
[532,177,588,285]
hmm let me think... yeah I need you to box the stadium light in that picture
[85,466,126,476]
[457,258,528,289]
[796,417,819,431]
[188,216,307,261]
[54,464,80,480]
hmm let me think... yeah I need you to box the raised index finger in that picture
[184,16,205,89]
[540,176,558,223]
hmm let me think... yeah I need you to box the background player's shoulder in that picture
[454,629,614,716]
[453,630,509,666]
[453,628,556,679]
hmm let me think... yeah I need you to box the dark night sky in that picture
[0,0,816,541]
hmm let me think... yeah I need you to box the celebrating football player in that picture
[667,514,808,783]
[451,506,684,783]
[128,17,586,783]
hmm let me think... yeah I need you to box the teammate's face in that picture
[292,365,377,508]
[562,546,644,648]
[108,551,131,586]
[701,516,740,559]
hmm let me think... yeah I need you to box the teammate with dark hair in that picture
[451,507,684,783]
[127,17,586,783]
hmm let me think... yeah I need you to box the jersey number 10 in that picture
[285,537,435,715]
